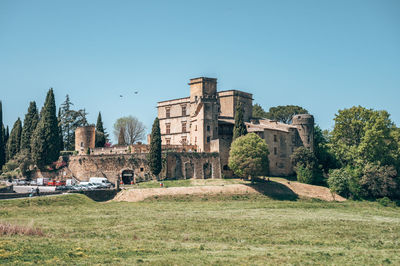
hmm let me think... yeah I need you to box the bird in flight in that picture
[120,95,123,97]
[134,91,138,94]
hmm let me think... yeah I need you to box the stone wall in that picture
[67,152,222,183]
[164,152,221,179]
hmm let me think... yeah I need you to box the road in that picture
[13,186,56,193]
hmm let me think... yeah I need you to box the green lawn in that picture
[0,193,399,265]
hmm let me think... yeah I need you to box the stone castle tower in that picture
[292,114,314,151]
[75,125,95,154]
[189,77,220,152]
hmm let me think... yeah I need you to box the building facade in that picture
[157,77,314,177]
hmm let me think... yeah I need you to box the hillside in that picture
[114,179,346,202]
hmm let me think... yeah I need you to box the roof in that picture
[246,119,298,133]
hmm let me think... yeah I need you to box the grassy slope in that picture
[0,194,399,265]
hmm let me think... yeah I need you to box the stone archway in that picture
[203,162,212,179]
[184,162,194,179]
[121,169,134,184]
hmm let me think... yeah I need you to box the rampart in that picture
[67,152,221,183]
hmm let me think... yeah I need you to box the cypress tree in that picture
[95,112,106,147]
[233,101,248,140]
[0,101,5,169]
[148,117,162,178]
[6,118,22,161]
[20,101,39,151]
[31,88,60,168]
[5,126,9,144]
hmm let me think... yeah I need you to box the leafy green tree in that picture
[233,102,247,140]
[20,101,39,151]
[228,133,269,183]
[265,105,308,124]
[330,106,398,168]
[6,118,22,161]
[118,127,126,145]
[314,125,338,173]
[0,101,5,169]
[359,163,399,199]
[148,117,162,178]
[252,103,267,119]
[291,147,322,185]
[95,112,107,147]
[31,88,61,168]
[114,116,145,144]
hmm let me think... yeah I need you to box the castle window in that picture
[140,167,144,172]
[182,121,187,132]
[181,136,187,145]
[274,147,277,155]
[181,105,186,116]
[207,136,210,143]
[166,107,170,118]
[166,123,171,134]
[195,136,197,143]
[166,138,171,145]
[80,142,84,147]
[207,125,210,131]
[195,125,197,131]
[274,135,277,142]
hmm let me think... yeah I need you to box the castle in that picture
[71,77,314,183]
[157,77,314,177]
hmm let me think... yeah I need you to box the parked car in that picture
[89,177,113,188]
[47,180,56,186]
[17,180,27,185]
[29,180,37,186]
[55,180,66,186]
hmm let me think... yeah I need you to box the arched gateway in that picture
[121,169,134,184]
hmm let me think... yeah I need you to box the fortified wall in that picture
[67,152,221,183]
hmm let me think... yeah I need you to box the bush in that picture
[296,165,314,184]
[328,167,362,199]
[360,164,399,200]
[377,197,395,207]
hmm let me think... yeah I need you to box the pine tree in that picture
[0,101,5,168]
[148,117,162,178]
[20,101,39,151]
[58,108,64,151]
[95,112,106,147]
[6,118,22,161]
[31,88,60,168]
[233,101,248,140]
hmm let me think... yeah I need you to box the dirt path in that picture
[113,181,346,202]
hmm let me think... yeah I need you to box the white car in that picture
[89,177,113,188]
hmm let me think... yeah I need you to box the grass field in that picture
[0,191,399,265]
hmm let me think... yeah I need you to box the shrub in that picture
[296,165,314,184]
[377,197,395,207]
[328,167,362,199]
[360,163,399,199]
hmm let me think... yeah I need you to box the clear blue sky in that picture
[1,0,399,143]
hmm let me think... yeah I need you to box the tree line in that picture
[0,89,109,178]
[229,103,400,202]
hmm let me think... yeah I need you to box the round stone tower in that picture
[292,114,314,151]
[75,126,95,155]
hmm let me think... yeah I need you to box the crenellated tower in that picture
[292,114,314,151]
[189,77,220,152]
